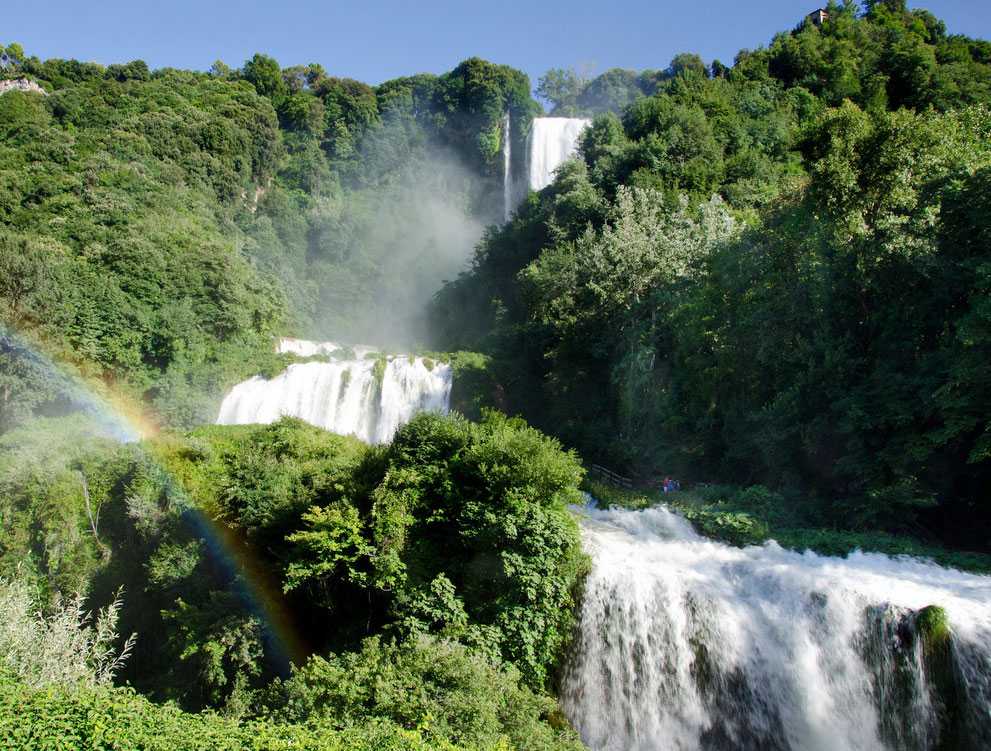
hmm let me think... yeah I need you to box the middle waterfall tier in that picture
[217,342,452,444]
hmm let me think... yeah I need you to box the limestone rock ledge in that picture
[0,78,47,96]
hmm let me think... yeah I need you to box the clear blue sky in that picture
[5,1,987,89]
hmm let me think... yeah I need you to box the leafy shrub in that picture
[0,673,458,751]
[0,415,130,598]
[446,351,497,419]
[675,508,769,547]
[0,576,134,688]
[4,414,585,708]
[259,635,583,751]
[377,411,587,687]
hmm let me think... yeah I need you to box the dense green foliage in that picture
[0,672,460,751]
[3,2,991,745]
[433,2,991,550]
[0,414,125,596]
[0,413,584,747]
[260,636,582,750]
[540,0,991,117]
[0,48,535,431]
[0,631,584,750]
[0,70,285,429]
[237,56,538,347]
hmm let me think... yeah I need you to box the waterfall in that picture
[503,112,513,222]
[216,340,452,444]
[564,503,991,751]
[277,338,340,357]
[527,117,591,192]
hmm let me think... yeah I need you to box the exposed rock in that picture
[0,78,47,96]
[916,605,966,750]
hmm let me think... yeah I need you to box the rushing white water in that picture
[217,341,451,444]
[277,338,380,360]
[503,112,513,222]
[564,502,991,751]
[277,338,340,357]
[527,117,591,191]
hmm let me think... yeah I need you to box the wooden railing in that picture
[588,463,633,489]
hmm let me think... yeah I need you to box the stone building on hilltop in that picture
[806,8,830,27]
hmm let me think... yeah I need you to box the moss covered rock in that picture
[916,605,966,751]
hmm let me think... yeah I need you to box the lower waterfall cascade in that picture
[563,502,991,751]
[216,339,452,444]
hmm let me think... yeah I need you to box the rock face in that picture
[0,79,47,96]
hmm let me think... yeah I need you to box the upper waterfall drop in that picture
[216,339,452,444]
[527,117,591,192]
[563,502,991,751]
[502,112,513,222]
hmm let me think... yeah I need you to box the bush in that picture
[0,674,458,751]
[3,413,586,709]
[379,411,587,687]
[260,635,583,751]
[0,415,122,597]
[675,507,769,547]
[446,351,497,419]
[0,576,134,688]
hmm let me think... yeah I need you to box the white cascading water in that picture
[503,112,513,222]
[564,502,991,751]
[216,340,452,444]
[527,117,591,191]
[276,338,340,357]
[277,337,380,360]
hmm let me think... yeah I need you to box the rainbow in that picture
[1,325,308,669]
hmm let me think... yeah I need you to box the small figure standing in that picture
[662,477,672,494]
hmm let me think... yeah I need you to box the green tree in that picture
[241,53,287,101]
[536,67,588,115]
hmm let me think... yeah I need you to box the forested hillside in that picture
[0,49,533,430]
[3,0,991,747]
[432,0,991,548]
[0,44,570,748]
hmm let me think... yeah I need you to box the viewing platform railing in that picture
[588,463,633,489]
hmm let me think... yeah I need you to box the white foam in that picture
[563,503,991,751]
[218,340,450,444]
